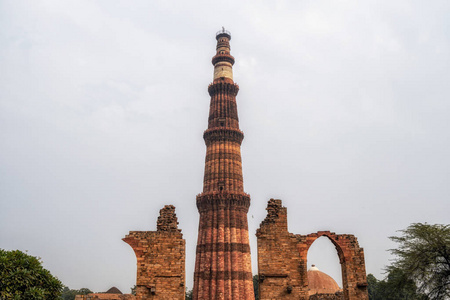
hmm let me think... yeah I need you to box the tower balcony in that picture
[216,28,231,40]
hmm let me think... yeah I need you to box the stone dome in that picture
[307,265,341,295]
[105,287,122,294]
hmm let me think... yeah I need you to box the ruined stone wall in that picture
[123,205,185,300]
[256,199,368,300]
[75,294,135,300]
[256,199,308,299]
[309,292,344,300]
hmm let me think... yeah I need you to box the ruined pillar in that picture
[123,205,185,300]
[256,199,307,299]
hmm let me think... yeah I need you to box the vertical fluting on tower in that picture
[193,29,254,300]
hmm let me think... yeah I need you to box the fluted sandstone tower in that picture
[193,29,254,300]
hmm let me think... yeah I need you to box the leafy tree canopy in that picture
[368,269,428,300]
[389,223,450,299]
[185,288,193,300]
[60,286,92,300]
[0,249,63,299]
[253,275,259,300]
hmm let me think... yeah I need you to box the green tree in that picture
[0,249,63,299]
[76,288,91,295]
[368,270,428,300]
[253,275,259,300]
[185,288,193,300]
[389,223,450,299]
[367,273,379,299]
[60,287,92,300]
[60,287,77,300]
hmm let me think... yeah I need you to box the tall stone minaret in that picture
[193,29,254,300]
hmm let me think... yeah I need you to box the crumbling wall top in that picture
[260,199,285,225]
[257,199,289,237]
[156,205,181,232]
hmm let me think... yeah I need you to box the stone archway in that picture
[306,235,344,294]
[256,199,368,300]
[301,232,368,299]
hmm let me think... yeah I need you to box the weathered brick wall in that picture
[309,292,344,300]
[256,199,368,300]
[123,205,185,300]
[75,294,136,300]
[256,199,308,299]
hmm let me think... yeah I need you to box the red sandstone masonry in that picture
[256,199,368,300]
[193,29,254,300]
[75,294,136,300]
[123,205,185,300]
[309,293,344,300]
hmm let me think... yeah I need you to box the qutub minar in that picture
[193,29,254,299]
[121,29,369,300]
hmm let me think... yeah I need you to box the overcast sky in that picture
[1,0,449,293]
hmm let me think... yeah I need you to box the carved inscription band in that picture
[197,193,250,212]
[205,152,242,162]
[195,270,253,281]
[198,217,249,230]
[196,242,251,253]
[203,172,243,181]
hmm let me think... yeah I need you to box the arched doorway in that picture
[307,236,343,289]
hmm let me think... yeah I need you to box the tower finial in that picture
[216,28,231,40]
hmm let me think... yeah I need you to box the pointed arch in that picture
[307,235,343,289]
